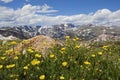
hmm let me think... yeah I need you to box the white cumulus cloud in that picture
[0,0,13,3]
[0,4,120,26]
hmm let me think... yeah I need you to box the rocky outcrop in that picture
[15,35,58,54]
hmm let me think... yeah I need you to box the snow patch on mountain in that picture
[0,35,17,40]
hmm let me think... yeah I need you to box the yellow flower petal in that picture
[62,61,68,67]
[31,59,40,65]
[39,75,45,80]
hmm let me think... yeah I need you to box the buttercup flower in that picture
[49,53,55,58]
[23,66,28,70]
[14,56,19,60]
[15,78,18,80]
[35,54,41,58]
[72,38,76,41]
[11,41,17,45]
[27,48,34,53]
[0,65,3,69]
[39,75,45,80]
[75,37,79,40]
[62,61,68,67]
[10,74,19,78]
[6,64,15,69]
[61,47,66,51]
[42,41,46,45]
[84,61,91,65]
[5,50,13,55]
[75,45,80,49]
[60,75,65,80]
[102,45,109,50]
[98,52,102,56]
[65,36,70,39]
[73,37,79,41]
[31,59,40,65]
[1,56,6,60]
[91,54,96,57]
[22,40,28,43]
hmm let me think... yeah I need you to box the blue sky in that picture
[0,0,120,26]
[0,0,120,15]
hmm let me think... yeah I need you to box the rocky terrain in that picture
[0,25,41,39]
[15,35,58,54]
[0,24,120,41]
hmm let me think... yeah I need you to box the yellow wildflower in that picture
[60,75,65,80]
[0,65,3,69]
[10,74,14,78]
[1,56,6,60]
[23,66,28,70]
[22,40,27,43]
[65,36,70,39]
[75,45,80,49]
[102,45,108,50]
[62,61,68,67]
[91,54,96,57]
[11,41,17,45]
[42,41,46,45]
[15,78,18,80]
[84,61,91,65]
[49,53,55,58]
[36,66,40,70]
[61,47,66,51]
[27,64,30,66]
[10,74,18,78]
[73,37,79,41]
[35,54,41,58]
[14,56,19,60]
[98,52,102,56]
[72,38,76,41]
[6,64,15,69]
[31,59,40,65]
[39,75,45,80]
[80,65,83,68]
[27,48,34,53]
[5,50,13,55]
[14,51,20,55]
[75,37,79,40]
[99,69,102,72]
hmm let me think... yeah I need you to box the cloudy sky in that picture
[0,0,120,26]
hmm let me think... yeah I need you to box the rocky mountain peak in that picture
[0,24,120,41]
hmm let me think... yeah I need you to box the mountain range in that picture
[0,24,120,41]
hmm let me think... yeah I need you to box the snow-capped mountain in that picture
[0,25,41,39]
[0,23,120,41]
[0,35,17,40]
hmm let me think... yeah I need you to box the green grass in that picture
[0,38,120,80]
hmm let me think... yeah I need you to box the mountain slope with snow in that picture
[0,24,120,41]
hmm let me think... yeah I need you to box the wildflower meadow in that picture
[0,36,120,80]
